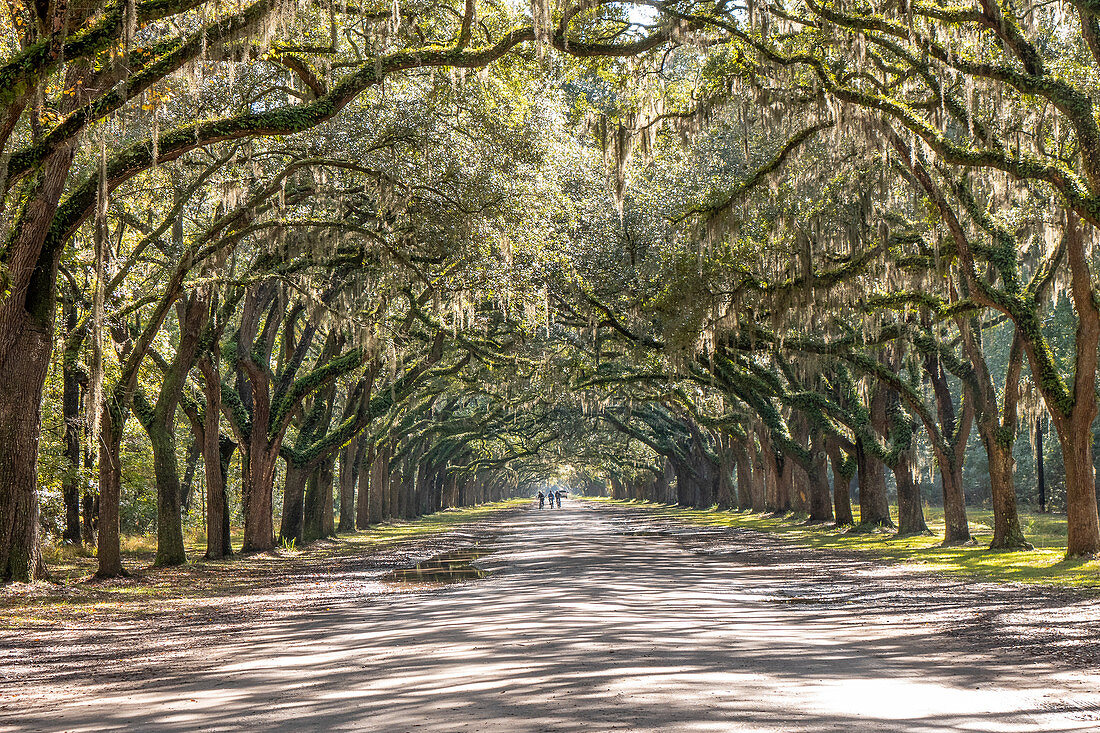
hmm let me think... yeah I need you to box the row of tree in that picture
[6,0,1100,583]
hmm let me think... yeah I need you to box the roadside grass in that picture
[585,497,1100,588]
[3,499,527,625]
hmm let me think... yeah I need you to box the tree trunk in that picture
[0,316,53,580]
[242,444,277,551]
[825,439,855,527]
[940,461,971,545]
[199,355,231,559]
[304,457,334,541]
[855,438,892,528]
[338,440,358,532]
[984,434,1029,548]
[733,443,753,510]
[60,295,84,545]
[1019,214,1100,556]
[95,410,128,578]
[806,434,833,522]
[893,454,929,536]
[1058,415,1100,556]
[716,434,735,509]
[0,145,77,581]
[1036,419,1046,512]
[81,491,98,547]
[179,438,201,513]
[776,455,793,513]
[303,465,324,542]
[148,419,186,567]
[356,441,375,529]
[280,463,310,545]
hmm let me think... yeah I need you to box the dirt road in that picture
[5,501,1100,732]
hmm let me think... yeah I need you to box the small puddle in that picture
[382,547,492,584]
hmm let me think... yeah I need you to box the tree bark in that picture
[855,436,892,528]
[893,453,929,536]
[338,440,358,532]
[0,145,77,581]
[60,293,84,545]
[825,438,855,527]
[95,407,128,578]
[198,355,231,559]
[280,464,309,545]
[1053,214,1100,556]
[806,432,833,522]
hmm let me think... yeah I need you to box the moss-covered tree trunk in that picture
[716,433,735,509]
[241,444,278,552]
[356,441,376,528]
[855,437,892,528]
[0,145,77,581]
[338,441,358,532]
[95,402,128,578]
[147,420,186,566]
[60,292,84,545]
[824,438,855,527]
[893,453,929,536]
[198,355,231,559]
[0,334,49,580]
[806,432,833,523]
[303,460,335,542]
[280,464,310,545]
[733,442,754,510]
[1050,215,1100,556]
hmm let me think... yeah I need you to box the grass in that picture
[4,499,527,626]
[585,497,1100,588]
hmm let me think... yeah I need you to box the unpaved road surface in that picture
[4,501,1100,732]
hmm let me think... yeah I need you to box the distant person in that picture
[555,490,562,508]
[537,491,545,509]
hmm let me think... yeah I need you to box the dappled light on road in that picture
[5,503,1100,732]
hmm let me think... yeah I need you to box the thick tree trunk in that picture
[199,356,231,559]
[0,314,53,581]
[356,441,374,529]
[775,455,793,513]
[304,457,334,541]
[733,444,753,510]
[939,461,971,545]
[0,145,77,581]
[825,439,855,527]
[148,420,186,567]
[806,434,833,523]
[338,441,358,532]
[893,454,929,536]
[95,414,128,578]
[716,435,735,509]
[242,445,277,551]
[280,463,309,545]
[984,435,1029,548]
[855,438,892,528]
[60,298,84,545]
[1058,417,1100,556]
[0,326,50,580]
